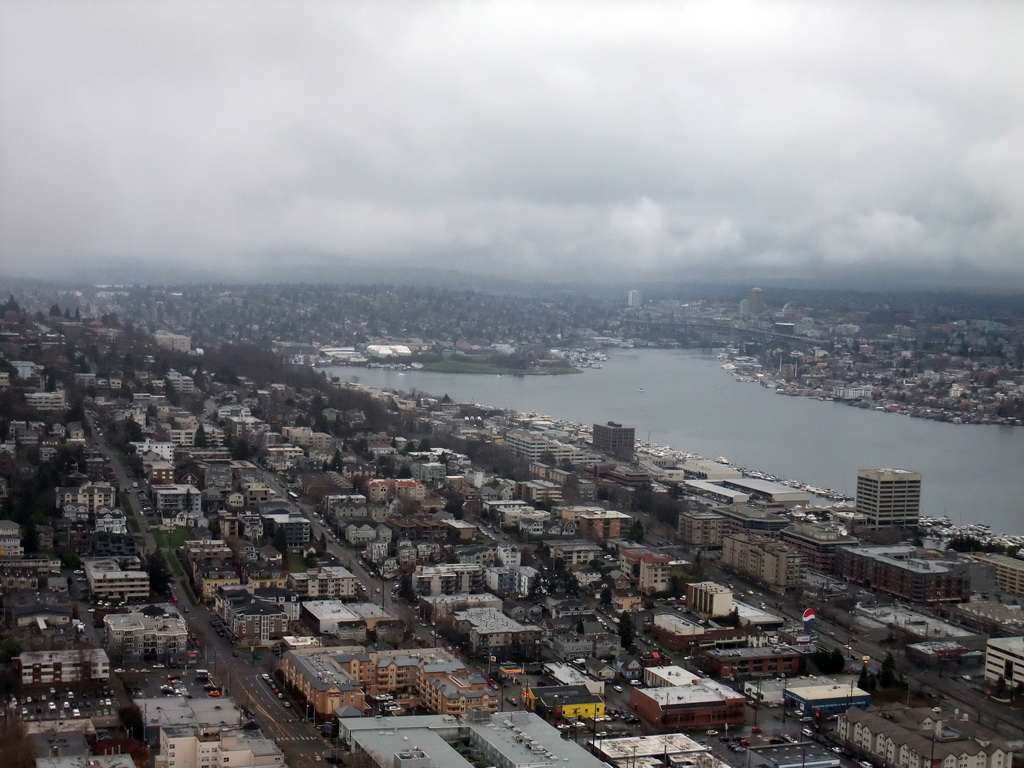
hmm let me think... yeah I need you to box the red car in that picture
[739,739,751,747]
[751,727,763,734]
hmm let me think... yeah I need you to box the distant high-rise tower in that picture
[627,289,642,308]
[748,287,765,315]
[856,468,922,528]
[593,421,636,460]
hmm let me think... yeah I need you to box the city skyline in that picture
[2,2,1024,288]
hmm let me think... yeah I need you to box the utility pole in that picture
[781,676,789,729]
[753,677,762,727]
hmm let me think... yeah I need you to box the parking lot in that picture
[120,668,232,702]
[7,682,120,723]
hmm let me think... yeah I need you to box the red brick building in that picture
[629,679,745,731]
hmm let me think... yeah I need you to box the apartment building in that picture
[781,522,859,574]
[104,611,188,663]
[450,607,542,660]
[838,706,1013,768]
[82,557,150,600]
[721,533,805,591]
[226,600,289,646]
[25,391,66,411]
[131,440,177,461]
[687,582,734,618]
[576,508,631,541]
[281,646,497,718]
[638,552,671,594]
[242,482,274,508]
[418,593,503,622]
[158,725,286,768]
[503,429,577,463]
[412,563,485,596]
[55,482,116,513]
[95,508,128,534]
[0,519,23,557]
[548,539,603,567]
[677,509,725,547]
[19,648,110,685]
[153,330,192,353]
[144,457,176,485]
[287,566,358,599]
[836,546,969,605]
[193,561,242,602]
[366,478,427,503]
[152,485,203,518]
[259,509,311,551]
[972,553,1024,596]
[164,369,195,393]
[713,504,789,536]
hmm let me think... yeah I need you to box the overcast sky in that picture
[2,1,1023,287]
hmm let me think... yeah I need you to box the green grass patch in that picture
[165,552,185,579]
[149,528,185,579]
[166,527,192,548]
[285,552,307,572]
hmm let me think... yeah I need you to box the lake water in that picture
[326,348,1024,534]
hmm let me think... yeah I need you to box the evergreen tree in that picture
[629,518,645,543]
[879,653,897,688]
[398,574,415,602]
[273,526,289,555]
[146,553,172,596]
[993,675,1008,698]
[618,612,635,650]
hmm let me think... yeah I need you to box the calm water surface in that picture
[327,349,1024,534]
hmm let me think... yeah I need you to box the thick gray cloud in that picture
[2,0,1023,285]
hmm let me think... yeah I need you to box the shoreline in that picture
[720,352,1024,428]
[345,375,1024,550]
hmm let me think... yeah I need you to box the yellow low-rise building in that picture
[524,684,605,721]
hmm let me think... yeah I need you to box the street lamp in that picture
[781,676,789,729]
